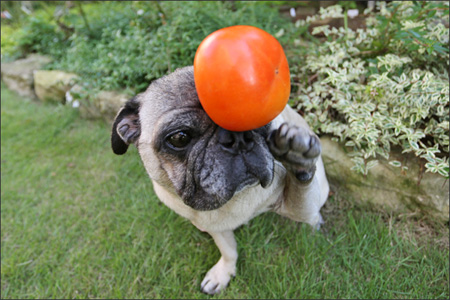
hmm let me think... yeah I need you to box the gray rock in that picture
[34,70,78,104]
[1,54,52,99]
[66,86,132,123]
[94,90,131,123]
[321,136,449,221]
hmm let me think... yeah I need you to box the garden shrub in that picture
[0,25,20,61]
[15,16,68,60]
[24,1,294,92]
[290,1,449,178]
[2,2,286,90]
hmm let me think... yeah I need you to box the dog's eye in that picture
[167,131,192,149]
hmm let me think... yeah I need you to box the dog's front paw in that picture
[267,122,321,182]
[200,257,235,295]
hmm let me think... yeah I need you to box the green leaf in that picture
[433,45,449,54]
[395,31,409,39]
[366,160,378,169]
[409,141,420,150]
[438,167,449,177]
[345,141,356,147]
[389,160,402,167]
[427,9,437,18]
[408,29,423,39]
[425,162,437,171]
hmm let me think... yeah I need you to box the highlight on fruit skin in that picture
[194,25,291,132]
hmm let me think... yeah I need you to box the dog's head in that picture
[112,66,274,211]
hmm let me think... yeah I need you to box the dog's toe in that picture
[200,258,235,295]
[200,279,221,295]
[200,274,228,295]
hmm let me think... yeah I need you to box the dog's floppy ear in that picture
[111,97,141,155]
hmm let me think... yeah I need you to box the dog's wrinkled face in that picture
[112,66,274,211]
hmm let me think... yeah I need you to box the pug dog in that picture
[111,66,329,295]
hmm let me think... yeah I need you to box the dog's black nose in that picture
[218,128,255,153]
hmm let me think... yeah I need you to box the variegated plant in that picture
[291,1,449,178]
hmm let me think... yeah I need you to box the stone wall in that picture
[1,55,132,123]
[1,54,52,99]
[34,70,78,104]
[321,137,449,221]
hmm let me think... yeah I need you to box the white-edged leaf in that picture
[389,160,402,167]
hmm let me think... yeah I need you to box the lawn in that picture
[1,85,449,299]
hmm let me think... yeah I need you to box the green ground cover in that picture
[1,86,448,299]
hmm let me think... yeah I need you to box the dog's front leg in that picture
[267,121,329,229]
[200,230,237,295]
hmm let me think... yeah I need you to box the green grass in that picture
[1,85,449,299]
